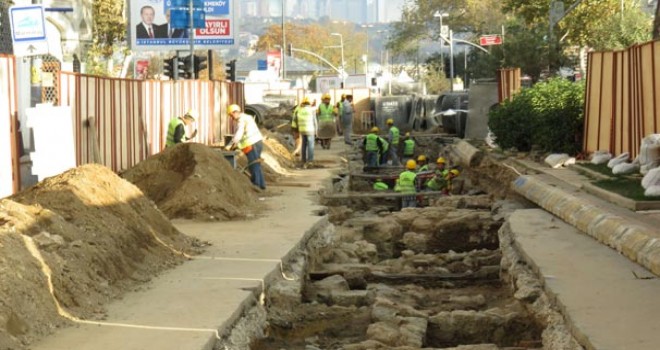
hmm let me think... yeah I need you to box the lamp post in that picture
[330,33,345,87]
[281,0,286,80]
[433,11,449,77]
[360,24,374,74]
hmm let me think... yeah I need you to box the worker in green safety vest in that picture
[317,93,336,149]
[166,110,197,147]
[416,155,430,173]
[373,178,389,191]
[363,126,384,167]
[402,132,415,162]
[394,159,418,208]
[386,118,401,166]
[378,135,389,165]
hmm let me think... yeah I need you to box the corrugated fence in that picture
[1,57,243,196]
[497,68,521,102]
[584,40,660,159]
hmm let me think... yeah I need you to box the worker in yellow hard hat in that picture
[225,104,266,190]
[335,93,346,135]
[394,159,418,208]
[293,97,317,166]
[416,155,429,173]
[373,177,389,191]
[166,109,197,147]
[435,157,448,177]
[385,118,401,166]
[317,93,336,149]
[402,132,415,161]
[363,126,384,167]
[443,168,460,195]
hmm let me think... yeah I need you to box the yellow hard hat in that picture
[341,93,346,98]
[405,132,411,137]
[406,159,417,170]
[322,93,331,100]
[386,118,394,125]
[302,96,310,104]
[184,109,197,120]
[449,169,460,176]
[227,104,241,114]
[417,155,427,162]
[370,126,380,133]
[436,157,446,164]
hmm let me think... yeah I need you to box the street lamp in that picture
[433,11,449,76]
[360,24,374,74]
[330,33,345,86]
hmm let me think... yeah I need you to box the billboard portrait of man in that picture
[136,5,167,39]
[164,9,188,38]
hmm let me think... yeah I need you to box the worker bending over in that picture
[166,110,197,147]
[395,159,419,208]
[225,104,266,190]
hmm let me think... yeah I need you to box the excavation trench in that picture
[216,141,580,350]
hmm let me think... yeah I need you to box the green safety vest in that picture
[318,103,334,122]
[291,106,300,128]
[379,137,389,152]
[166,118,184,147]
[418,164,429,173]
[297,107,314,133]
[373,181,389,191]
[395,170,417,193]
[365,134,379,152]
[403,139,415,155]
[426,175,448,191]
[337,101,344,116]
[390,126,400,145]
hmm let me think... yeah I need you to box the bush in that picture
[488,78,584,154]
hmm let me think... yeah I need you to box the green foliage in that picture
[589,5,653,51]
[85,0,126,76]
[423,53,451,94]
[488,78,584,154]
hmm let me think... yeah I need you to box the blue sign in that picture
[258,60,267,70]
[170,9,205,28]
[203,0,229,15]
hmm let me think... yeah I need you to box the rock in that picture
[353,240,379,263]
[342,340,389,350]
[330,290,373,307]
[398,316,428,348]
[514,274,542,302]
[313,275,349,301]
[362,218,403,259]
[402,231,429,253]
[267,280,301,307]
[366,321,400,345]
[33,231,65,250]
[449,294,487,308]
[371,297,428,322]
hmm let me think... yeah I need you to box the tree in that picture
[85,0,126,76]
[589,5,652,51]
[654,0,660,39]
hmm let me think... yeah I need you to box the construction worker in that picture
[363,126,384,168]
[341,94,354,145]
[435,157,449,177]
[225,104,266,190]
[417,155,430,173]
[166,110,197,147]
[317,93,336,149]
[395,159,418,208]
[294,97,317,166]
[402,132,415,161]
[386,118,401,166]
[444,169,460,195]
[378,133,389,165]
[373,178,389,191]
[335,94,345,135]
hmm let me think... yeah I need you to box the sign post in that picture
[9,5,49,57]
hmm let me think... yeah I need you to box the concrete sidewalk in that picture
[32,145,344,350]
[509,209,660,350]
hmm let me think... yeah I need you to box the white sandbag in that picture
[591,150,612,165]
[644,185,660,197]
[638,134,660,166]
[612,162,639,175]
[641,161,660,175]
[607,152,629,168]
[641,167,660,189]
[545,153,570,169]
[564,157,576,166]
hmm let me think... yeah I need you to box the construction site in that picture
[2,115,660,350]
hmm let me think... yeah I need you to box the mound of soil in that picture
[122,143,261,221]
[2,164,199,349]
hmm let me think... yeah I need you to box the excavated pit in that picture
[217,138,580,350]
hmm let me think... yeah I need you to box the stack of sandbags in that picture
[544,153,576,169]
[591,150,612,165]
[636,134,660,175]
[642,167,660,197]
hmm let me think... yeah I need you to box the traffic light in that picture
[286,43,293,57]
[163,57,176,79]
[193,54,208,78]
[178,55,192,79]
[225,59,236,82]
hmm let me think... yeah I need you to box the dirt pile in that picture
[234,133,297,183]
[1,164,199,349]
[122,143,261,221]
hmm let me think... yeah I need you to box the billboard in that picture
[129,0,236,51]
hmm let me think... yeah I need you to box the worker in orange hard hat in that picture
[225,104,266,190]
[166,109,197,147]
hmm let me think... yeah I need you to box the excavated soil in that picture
[1,164,200,349]
[121,143,262,221]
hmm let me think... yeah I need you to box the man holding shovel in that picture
[225,104,266,190]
